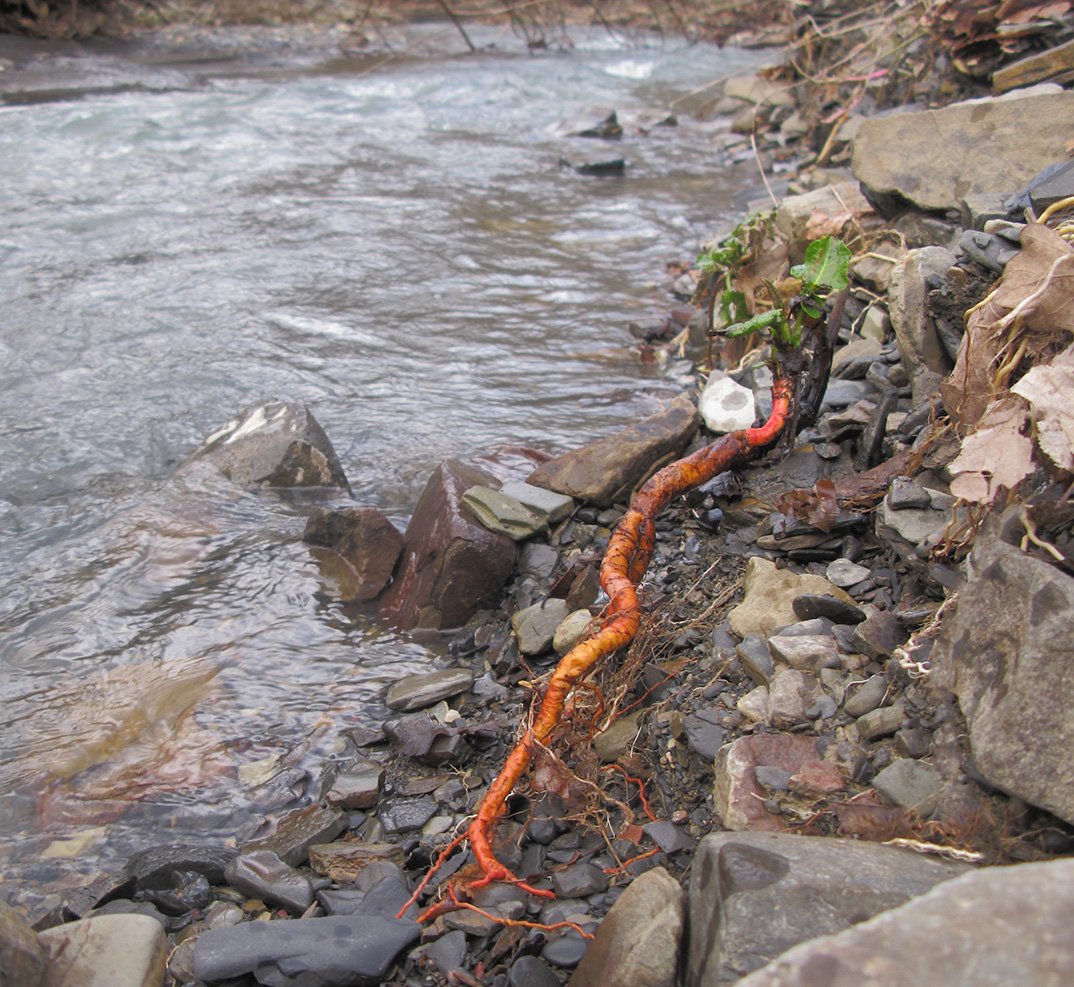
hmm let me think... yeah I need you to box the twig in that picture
[436,0,477,52]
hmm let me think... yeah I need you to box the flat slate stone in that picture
[500,481,575,526]
[224,851,313,916]
[192,915,420,987]
[384,668,474,712]
[461,486,545,541]
[242,805,348,868]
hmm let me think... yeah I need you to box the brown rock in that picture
[303,507,403,601]
[308,841,407,882]
[378,461,516,631]
[527,393,699,508]
[789,760,846,797]
[713,734,822,832]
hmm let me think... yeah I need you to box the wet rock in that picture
[422,928,467,976]
[732,857,1074,987]
[242,804,348,867]
[462,485,545,540]
[527,393,699,508]
[37,914,167,987]
[791,593,865,625]
[512,598,570,655]
[378,461,516,631]
[553,863,609,899]
[852,85,1074,214]
[379,797,437,834]
[181,401,349,490]
[873,759,943,817]
[889,247,956,380]
[192,914,420,987]
[308,842,406,884]
[767,669,818,729]
[712,734,822,831]
[933,536,1074,825]
[509,954,562,987]
[567,866,682,987]
[500,481,575,527]
[302,507,403,601]
[699,371,756,433]
[686,832,970,986]
[573,110,623,139]
[384,668,474,712]
[224,851,313,915]
[123,843,237,893]
[326,760,384,810]
[729,558,856,637]
[0,899,45,986]
[137,869,211,916]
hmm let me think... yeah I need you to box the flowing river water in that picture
[0,21,765,907]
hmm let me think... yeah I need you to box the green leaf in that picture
[789,235,850,293]
[719,289,749,325]
[724,309,785,338]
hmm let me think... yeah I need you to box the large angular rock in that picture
[852,85,1074,214]
[38,914,167,987]
[932,535,1074,825]
[303,506,403,601]
[567,867,683,987]
[527,393,699,508]
[685,832,970,987]
[732,857,1074,987]
[181,401,349,490]
[193,915,420,987]
[378,461,516,631]
[728,557,856,638]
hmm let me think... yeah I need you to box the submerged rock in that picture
[181,401,350,491]
[303,506,403,601]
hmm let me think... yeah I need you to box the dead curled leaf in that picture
[940,224,1074,430]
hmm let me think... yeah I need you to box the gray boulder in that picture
[733,857,1074,987]
[527,393,699,508]
[932,534,1074,825]
[182,401,349,490]
[852,85,1074,214]
[192,915,420,987]
[685,832,969,986]
[378,461,516,631]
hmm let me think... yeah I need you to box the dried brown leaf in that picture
[941,224,1074,429]
[1010,345,1074,471]
[949,396,1035,503]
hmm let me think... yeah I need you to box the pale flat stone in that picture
[385,668,475,712]
[39,915,167,987]
[512,598,570,655]
[500,481,575,526]
[553,609,595,654]
[729,558,856,638]
[461,486,544,541]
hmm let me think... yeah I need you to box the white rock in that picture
[699,371,756,433]
[39,914,167,987]
[553,609,596,654]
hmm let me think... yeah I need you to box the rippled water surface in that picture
[0,22,763,899]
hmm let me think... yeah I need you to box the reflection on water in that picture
[0,23,762,902]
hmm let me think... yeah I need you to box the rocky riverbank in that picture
[6,4,1074,986]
